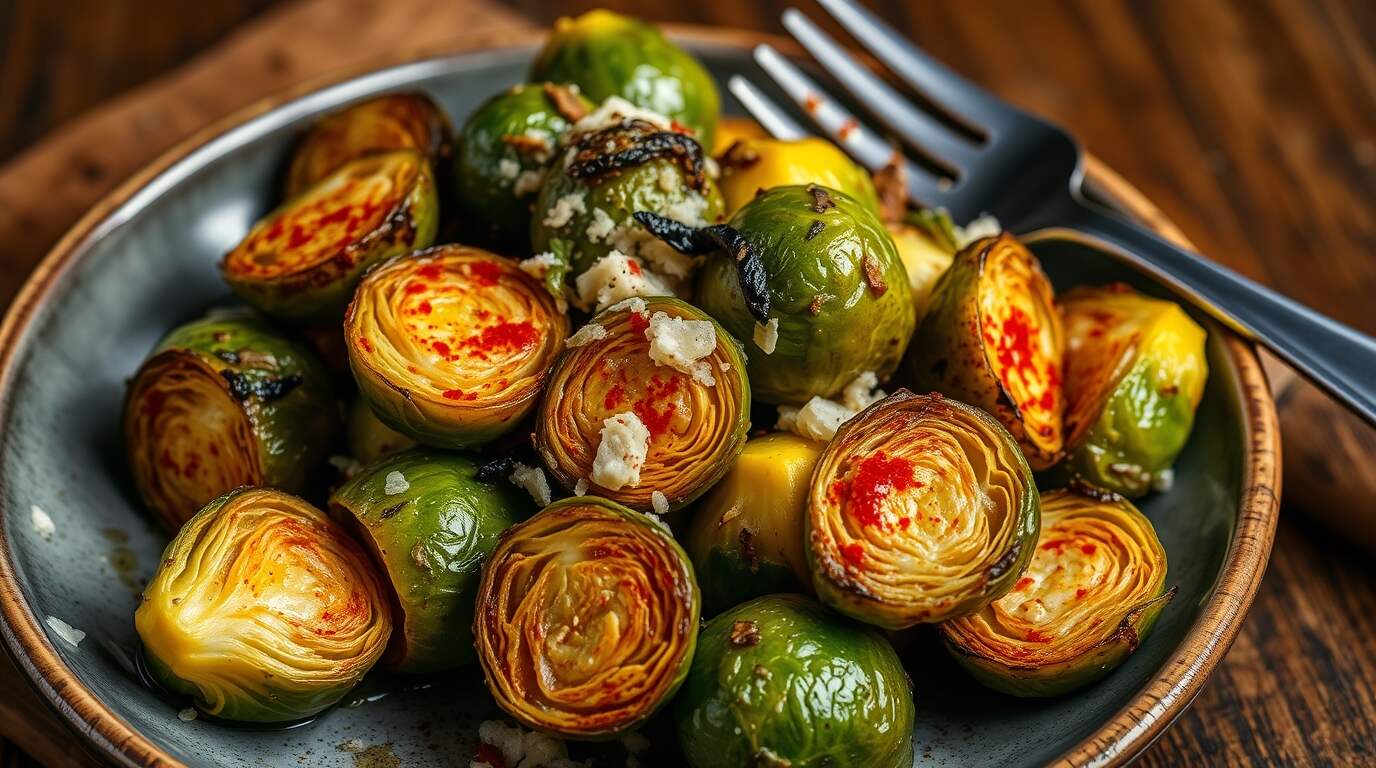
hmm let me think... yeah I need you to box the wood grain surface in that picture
[0,0,1372,766]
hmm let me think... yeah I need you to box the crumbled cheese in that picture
[662,193,710,226]
[753,318,779,354]
[476,719,580,768]
[178,708,198,722]
[509,462,553,506]
[841,371,886,412]
[645,311,717,385]
[574,478,589,496]
[566,322,608,348]
[383,471,410,495]
[497,157,521,181]
[542,192,587,228]
[45,616,85,648]
[656,167,676,192]
[575,251,675,312]
[1151,468,1176,493]
[704,155,721,180]
[953,213,1002,248]
[30,504,54,542]
[519,252,560,279]
[592,412,651,490]
[585,207,617,243]
[651,491,670,516]
[513,169,545,197]
[571,96,674,135]
[776,396,855,442]
[615,297,648,316]
[338,738,366,754]
[327,455,362,479]
[521,129,555,163]
[609,225,699,279]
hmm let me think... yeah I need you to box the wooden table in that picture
[1,1,1373,765]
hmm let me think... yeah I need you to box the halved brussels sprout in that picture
[456,83,593,248]
[679,184,913,404]
[473,496,699,738]
[135,488,391,722]
[716,137,880,218]
[530,9,720,148]
[886,220,955,324]
[1060,285,1208,496]
[329,449,533,674]
[808,390,1039,629]
[675,594,914,768]
[123,311,335,531]
[907,233,1065,469]
[529,114,723,297]
[537,297,749,512]
[222,149,439,323]
[286,92,454,198]
[346,244,568,449]
[941,488,1173,697]
[346,398,416,466]
[685,433,821,614]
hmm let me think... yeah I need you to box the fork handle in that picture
[1059,197,1376,427]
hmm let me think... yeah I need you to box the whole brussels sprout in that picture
[455,83,592,249]
[685,433,821,614]
[474,496,700,739]
[346,397,416,466]
[675,594,915,768]
[329,449,533,674]
[285,92,454,198]
[345,245,569,449]
[941,488,1174,697]
[222,150,439,323]
[531,9,720,148]
[717,137,880,218]
[1059,285,1208,496]
[123,310,335,531]
[906,233,1065,469]
[808,390,1039,629]
[135,488,392,723]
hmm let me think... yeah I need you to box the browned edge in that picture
[0,25,1281,768]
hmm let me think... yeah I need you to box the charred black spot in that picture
[634,212,772,322]
[219,371,302,402]
[729,620,761,647]
[380,502,407,519]
[987,540,1022,580]
[738,527,760,574]
[805,219,826,241]
[476,457,516,484]
[568,121,706,190]
[806,184,835,213]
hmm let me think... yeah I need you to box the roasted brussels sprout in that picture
[474,496,699,738]
[685,433,821,614]
[346,397,416,466]
[345,244,568,449]
[716,137,880,218]
[530,9,720,148]
[808,390,1039,629]
[222,150,439,323]
[286,92,454,198]
[537,297,749,513]
[529,112,723,302]
[886,219,956,324]
[907,233,1065,469]
[1060,285,1208,496]
[123,311,335,531]
[941,488,1173,697]
[135,488,391,722]
[669,184,913,404]
[329,449,532,674]
[455,83,592,248]
[675,594,914,768]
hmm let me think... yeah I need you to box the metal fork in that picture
[731,0,1376,426]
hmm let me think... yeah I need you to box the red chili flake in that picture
[286,226,312,249]
[1040,539,1067,551]
[140,389,167,418]
[405,282,428,295]
[627,310,649,333]
[357,337,373,353]
[840,542,865,565]
[1089,327,1104,338]
[1080,544,1097,555]
[833,452,919,531]
[669,119,695,136]
[417,264,442,280]
[468,260,502,287]
[626,259,643,276]
[632,374,683,438]
[1075,588,1089,599]
[416,300,432,315]
[1026,630,1052,643]
[603,382,627,410]
[1015,577,1034,592]
[442,389,477,401]
[461,321,540,357]
[898,517,912,530]
[474,308,492,321]
[989,306,1039,383]
[432,340,451,358]
[158,450,177,470]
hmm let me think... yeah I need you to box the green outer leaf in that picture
[694,184,914,404]
[329,449,534,674]
[530,9,720,148]
[675,594,915,768]
[345,397,416,466]
[903,207,960,253]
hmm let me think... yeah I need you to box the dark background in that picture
[0,1,1373,766]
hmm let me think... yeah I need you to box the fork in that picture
[731,0,1376,426]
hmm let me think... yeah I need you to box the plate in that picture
[0,28,1279,768]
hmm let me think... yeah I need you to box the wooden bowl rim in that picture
[0,24,1279,768]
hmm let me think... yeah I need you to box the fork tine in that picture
[781,9,980,169]
[814,0,1018,131]
[727,76,808,140]
[748,45,956,208]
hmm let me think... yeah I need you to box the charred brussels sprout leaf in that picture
[907,233,1065,469]
[675,594,915,768]
[530,9,720,148]
[941,488,1173,697]
[346,244,568,449]
[1060,285,1208,496]
[687,184,913,404]
[717,137,880,218]
[474,496,699,738]
[135,488,391,722]
[222,150,439,323]
[346,397,416,466]
[123,311,335,531]
[329,449,533,674]
[455,83,592,248]
[285,92,454,198]
[808,391,1039,628]
[685,433,821,614]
